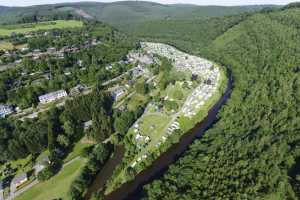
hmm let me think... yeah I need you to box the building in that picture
[70,84,86,96]
[33,156,50,176]
[83,120,93,131]
[47,47,56,54]
[111,87,125,101]
[77,60,83,67]
[39,90,68,104]
[132,66,144,79]
[0,105,14,118]
[11,173,28,189]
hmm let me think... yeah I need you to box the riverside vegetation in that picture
[141,4,300,200]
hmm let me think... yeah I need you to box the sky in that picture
[0,0,297,7]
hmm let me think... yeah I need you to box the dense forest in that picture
[132,14,249,54]
[142,6,300,200]
[0,2,272,29]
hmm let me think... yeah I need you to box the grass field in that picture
[15,158,86,200]
[127,93,148,111]
[0,20,83,36]
[0,42,28,50]
[64,139,93,163]
[0,41,14,50]
[106,112,172,194]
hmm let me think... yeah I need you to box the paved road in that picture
[9,180,38,200]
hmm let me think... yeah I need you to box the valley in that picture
[0,1,300,200]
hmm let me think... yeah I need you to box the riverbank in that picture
[85,43,232,200]
[103,71,232,200]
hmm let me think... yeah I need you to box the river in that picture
[105,72,232,200]
[85,69,233,200]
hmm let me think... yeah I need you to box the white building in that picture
[39,90,68,104]
[0,105,14,118]
[111,87,125,101]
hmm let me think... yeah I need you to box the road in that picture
[13,65,135,121]
[101,67,138,86]
[14,87,92,121]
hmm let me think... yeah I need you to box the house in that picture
[33,49,41,54]
[11,173,28,189]
[83,120,93,131]
[0,105,14,118]
[77,60,83,67]
[39,90,68,104]
[132,66,144,79]
[47,47,56,54]
[21,47,29,52]
[33,156,50,176]
[111,87,125,101]
[105,64,113,71]
[70,84,86,96]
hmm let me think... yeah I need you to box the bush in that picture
[37,166,55,181]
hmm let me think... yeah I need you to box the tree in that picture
[91,108,112,142]
[37,166,55,181]
[114,111,135,135]
[57,134,70,147]
[135,79,148,95]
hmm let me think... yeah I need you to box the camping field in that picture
[15,158,86,200]
[0,20,83,36]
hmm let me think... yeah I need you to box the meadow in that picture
[15,158,86,200]
[0,20,83,36]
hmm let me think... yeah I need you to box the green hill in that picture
[0,1,274,31]
[131,14,249,54]
[142,6,300,200]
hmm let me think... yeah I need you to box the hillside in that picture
[131,14,249,54]
[0,1,274,31]
[142,6,300,200]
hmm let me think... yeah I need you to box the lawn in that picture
[0,20,83,36]
[135,113,171,139]
[127,93,148,111]
[0,41,14,50]
[106,112,172,194]
[133,112,173,159]
[15,158,86,200]
[64,139,94,163]
[0,41,28,50]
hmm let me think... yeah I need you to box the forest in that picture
[141,6,300,200]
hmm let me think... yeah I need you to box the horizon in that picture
[0,0,297,7]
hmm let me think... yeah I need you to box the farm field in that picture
[0,20,83,36]
[15,158,87,200]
